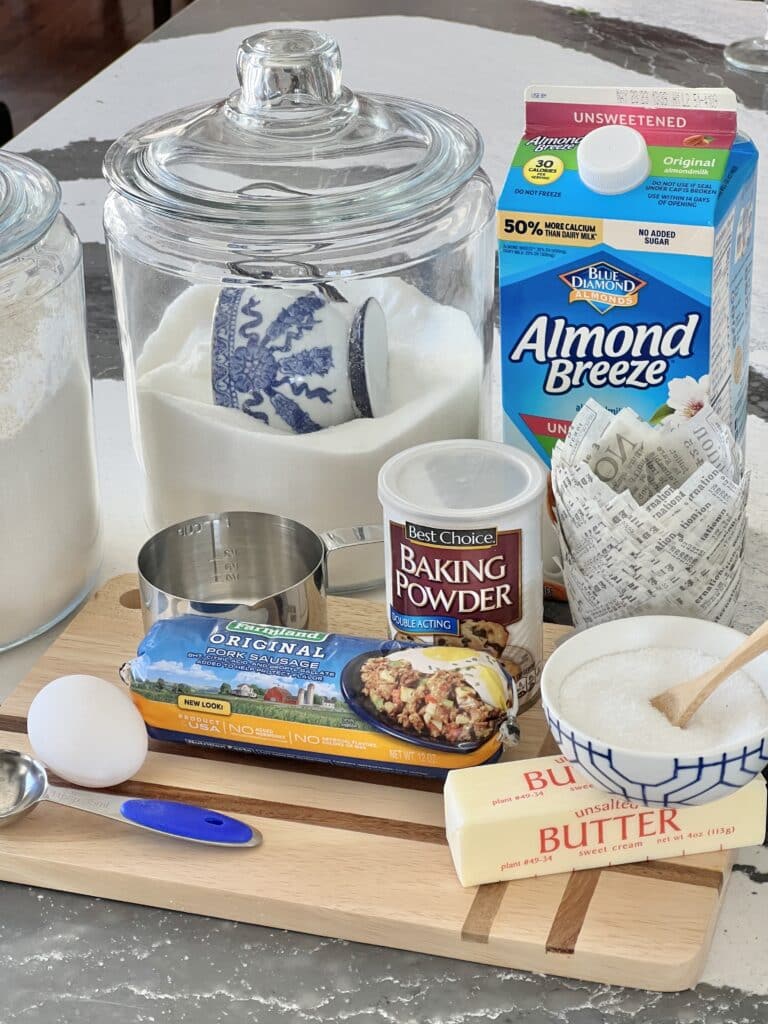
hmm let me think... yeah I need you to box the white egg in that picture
[27,675,148,788]
[387,647,510,710]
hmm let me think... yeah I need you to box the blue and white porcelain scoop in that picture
[211,281,388,433]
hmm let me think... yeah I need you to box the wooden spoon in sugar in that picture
[651,620,768,728]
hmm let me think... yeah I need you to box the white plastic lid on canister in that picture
[378,439,546,523]
[577,125,651,195]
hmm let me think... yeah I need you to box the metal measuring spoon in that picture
[0,750,261,848]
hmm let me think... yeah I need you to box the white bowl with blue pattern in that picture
[540,616,768,806]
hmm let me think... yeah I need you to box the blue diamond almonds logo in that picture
[559,261,647,315]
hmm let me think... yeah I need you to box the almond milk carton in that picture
[498,86,757,599]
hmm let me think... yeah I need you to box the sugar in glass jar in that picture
[103,28,495,589]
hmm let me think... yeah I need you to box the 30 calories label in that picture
[389,520,522,637]
[522,155,565,185]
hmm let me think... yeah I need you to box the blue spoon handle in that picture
[44,786,260,848]
[119,798,260,847]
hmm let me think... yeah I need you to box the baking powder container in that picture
[378,440,546,710]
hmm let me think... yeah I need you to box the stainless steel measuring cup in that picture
[137,511,382,633]
[0,750,260,847]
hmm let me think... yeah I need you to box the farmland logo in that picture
[559,261,646,315]
[225,621,329,642]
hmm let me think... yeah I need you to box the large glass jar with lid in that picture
[0,153,101,650]
[103,28,495,589]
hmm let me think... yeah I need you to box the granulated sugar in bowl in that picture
[378,440,546,711]
[541,615,768,806]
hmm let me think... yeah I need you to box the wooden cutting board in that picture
[0,575,733,992]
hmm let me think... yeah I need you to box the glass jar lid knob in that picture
[227,28,355,130]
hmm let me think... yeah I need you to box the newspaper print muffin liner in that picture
[550,400,748,630]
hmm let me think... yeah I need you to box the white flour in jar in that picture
[558,648,768,753]
[133,277,482,586]
[0,280,101,649]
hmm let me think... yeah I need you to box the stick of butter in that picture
[444,754,767,887]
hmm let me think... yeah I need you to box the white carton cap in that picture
[577,125,650,195]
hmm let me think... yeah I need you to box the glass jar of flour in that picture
[103,28,495,589]
[0,153,101,650]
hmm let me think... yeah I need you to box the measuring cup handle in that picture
[120,799,259,847]
[320,524,383,552]
[321,524,384,594]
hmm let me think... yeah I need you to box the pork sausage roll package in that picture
[122,617,520,777]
